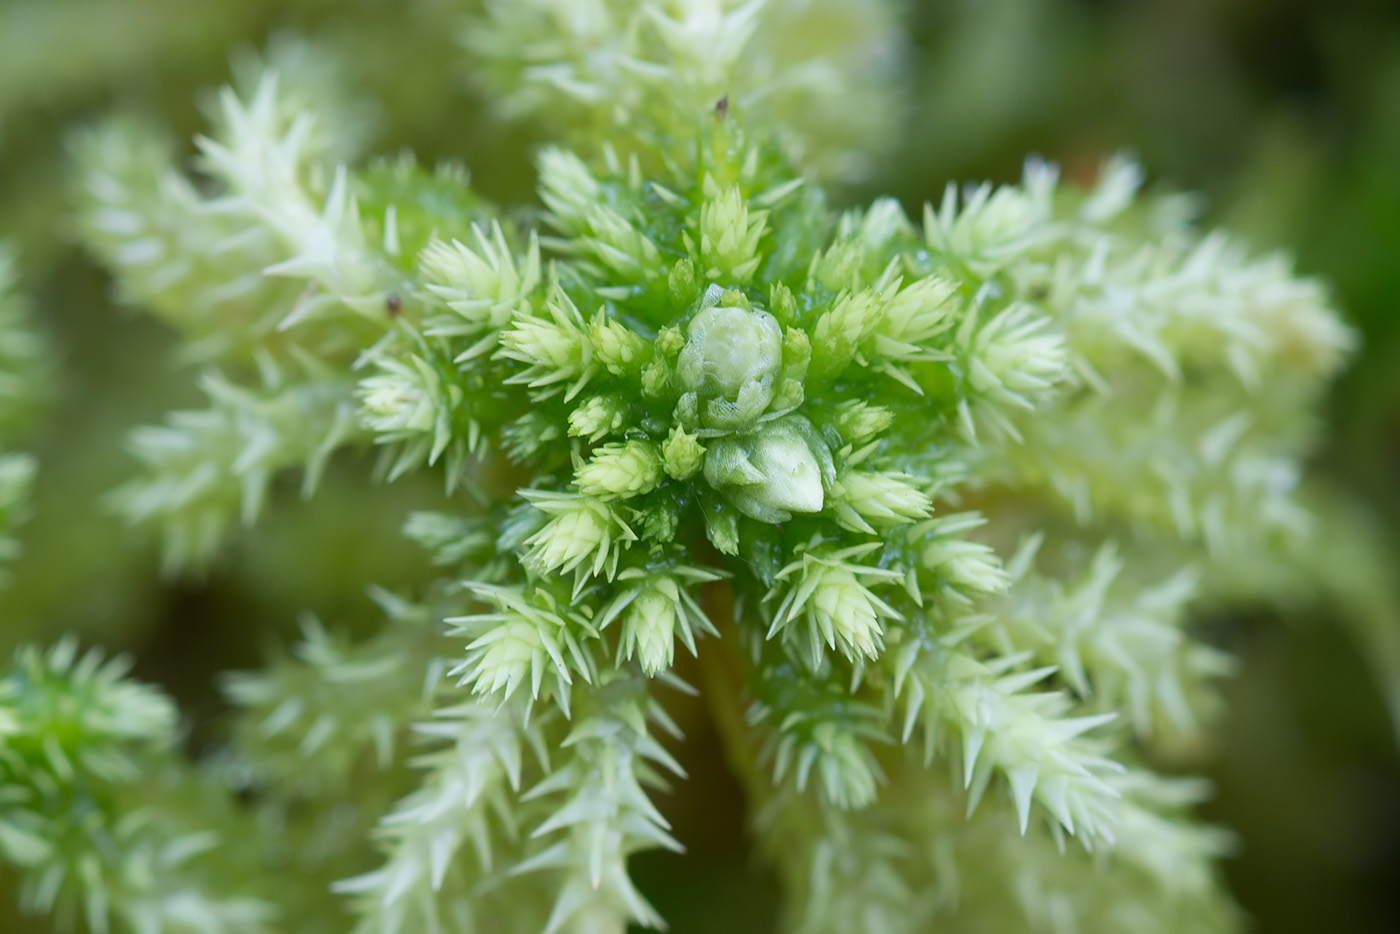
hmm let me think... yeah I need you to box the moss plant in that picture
[0,248,42,578]
[0,2,1384,933]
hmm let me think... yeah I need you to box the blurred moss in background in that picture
[1,0,1398,931]
[887,5,1400,930]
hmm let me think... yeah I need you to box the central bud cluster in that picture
[673,291,832,522]
[704,415,833,522]
[676,299,783,429]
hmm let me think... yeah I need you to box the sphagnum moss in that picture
[0,2,1381,933]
